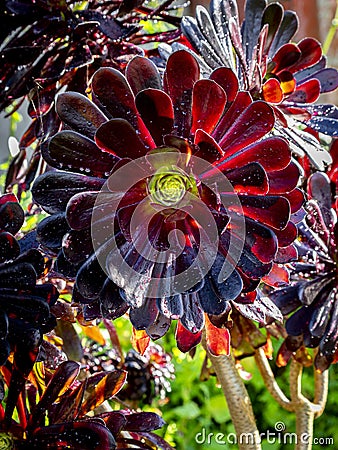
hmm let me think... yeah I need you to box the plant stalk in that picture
[289,360,314,450]
[202,333,261,450]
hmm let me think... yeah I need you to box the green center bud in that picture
[148,165,197,208]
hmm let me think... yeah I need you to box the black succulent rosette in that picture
[118,345,175,405]
[0,193,58,424]
[178,0,338,168]
[33,50,301,353]
[270,171,338,371]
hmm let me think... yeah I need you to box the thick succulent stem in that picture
[289,360,314,450]
[202,334,261,450]
[314,368,329,418]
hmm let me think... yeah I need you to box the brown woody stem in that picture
[255,349,329,450]
[314,368,329,418]
[202,333,261,450]
[289,360,315,450]
[254,347,293,411]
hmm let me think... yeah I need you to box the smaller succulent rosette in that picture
[270,171,338,371]
[178,0,338,168]
[0,194,58,365]
[0,193,58,423]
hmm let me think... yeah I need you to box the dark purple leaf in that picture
[32,172,105,214]
[0,201,24,235]
[268,10,299,57]
[56,92,107,140]
[126,56,161,94]
[95,118,147,158]
[135,89,174,145]
[45,131,118,177]
[36,213,69,250]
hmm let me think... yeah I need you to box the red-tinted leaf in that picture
[194,129,224,163]
[275,245,298,263]
[95,119,148,158]
[229,195,290,230]
[131,328,150,355]
[124,412,165,432]
[175,321,201,352]
[165,50,200,137]
[79,370,127,416]
[274,221,297,247]
[271,43,301,74]
[92,67,137,123]
[165,50,200,103]
[262,263,290,287]
[283,188,304,213]
[91,68,155,149]
[102,411,127,434]
[268,162,300,194]
[52,380,87,423]
[0,194,18,206]
[262,78,283,103]
[212,91,252,141]
[205,314,230,356]
[209,67,238,103]
[290,38,322,73]
[218,101,275,155]
[288,78,320,103]
[30,361,80,427]
[191,79,226,135]
[135,89,174,145]
[225,162,269,195]
[243,217,278,263]
[216,136,290,172]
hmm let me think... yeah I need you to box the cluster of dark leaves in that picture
[1,0,182,193]
[0,359,172,449]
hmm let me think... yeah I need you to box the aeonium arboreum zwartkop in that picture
[32,49,303,355]
[0,193,59,425]
[270,167,338,372]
